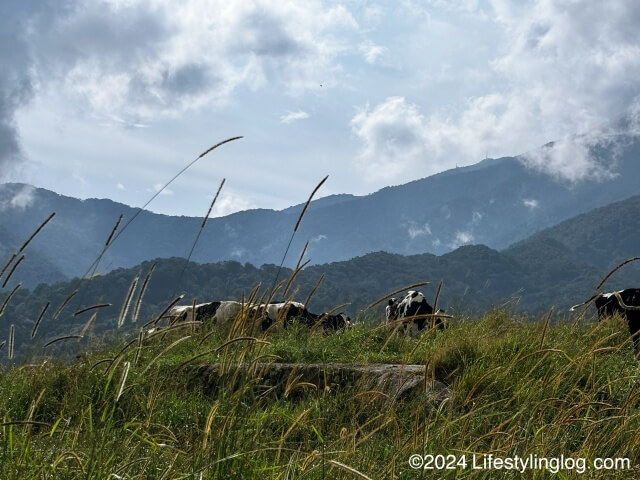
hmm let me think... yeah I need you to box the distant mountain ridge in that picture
[2,191,640,361]
[1,135,639,288]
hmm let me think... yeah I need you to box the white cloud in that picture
[211,193,253,217]
[407,221,431,239]
[352,0,640,185]
[450,231,474,248]
[351,96,432,182]
[24,0,359,124]
[472,211,483,225]
[116,183,125,190]
[152,183,173,196]
[359,41,388,65]
[310,234,327,243]
[280,110,310,124]
[7,185,36,210]
[520,133,622,183]
[522,198,538,210]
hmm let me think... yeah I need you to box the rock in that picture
[185,363,450,402]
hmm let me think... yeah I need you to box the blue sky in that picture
[2,0,640,216]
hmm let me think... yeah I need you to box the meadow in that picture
[1,305,640,479]
[1,140,639,479]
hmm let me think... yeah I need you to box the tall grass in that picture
[1,140,639,478]
[1,308,640,478]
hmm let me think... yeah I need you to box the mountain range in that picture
[1,134,639,289]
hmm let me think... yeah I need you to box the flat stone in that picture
[185,363,450,402]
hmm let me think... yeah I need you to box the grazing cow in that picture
[168,301,221,323]
[256,301,309,331]
[570,289,640,355]
[386,291,446,334]
[212,301,243,325]
[305,312,351,331]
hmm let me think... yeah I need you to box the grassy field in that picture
[1,306,640,479]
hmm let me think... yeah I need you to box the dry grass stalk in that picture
[43,335,83,348]
[31,302,50,338]
[133,328,145,366]
[133,262,156,323]
[118,274,139,328]
[8,324,14,359]
[73,303,111,316]
[141,335,191,375]
[80,136,242,281]
[0,340,5,352]
[271,175,329,292]
[2,254,25,289]
[116,361,131,402]
[144,294,185,328]
[105,214,123,247]
[19,212,56,254]
[0,283,21,318]
[51,290,79,321]
[79,312,98,336]
[283,258,311,297]
[540,308,553,348]
[0,253,17,282]
[596,256,640,290]
[295,175,328,233]
[201,401,220,451]
[144,321,202,342]
[174,179,227,296]
[327,460,374,480]
[202,178,225,229]
[366,281,431,310]
[303,273,325,308]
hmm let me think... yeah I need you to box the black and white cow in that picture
[570,289,640,355]
[306,312,351,331]
[168,301,221,323]
[256,302,351,332]
[212,301,243,325]
[386,291,445,334]
[256,301,309,331]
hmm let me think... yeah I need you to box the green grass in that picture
[1,308,640,478]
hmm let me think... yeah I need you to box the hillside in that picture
[1,308,639,477]
[2,134,640,287]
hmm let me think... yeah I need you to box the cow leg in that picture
[627,315,640,357]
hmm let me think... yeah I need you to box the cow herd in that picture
[163,287,640,357]
[167,300,351,332]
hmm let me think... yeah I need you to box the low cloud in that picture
[520,133,624,183]
[450,231,474,249]
[211,193,253,217]
[352,1,640,186]
[407,221,431,239]
[280,110,310,124]
[522,198,539,210]
[10,185,36,209]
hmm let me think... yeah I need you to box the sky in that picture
[2,0,640,217]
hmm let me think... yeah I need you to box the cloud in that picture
[310,234,327,243]
[0,0,359,169]
[359,41,388,65]
[450,231,474,249]
[280,110,310,124]
[10,184,36,209]
[211,193,253,217]
[351,96,432,182]
[407,221,431,239]
[116,182,125,190]
[522,198,538,210]
[352,0,640,185]
[151,183,173,196]
[471,211,483,225]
